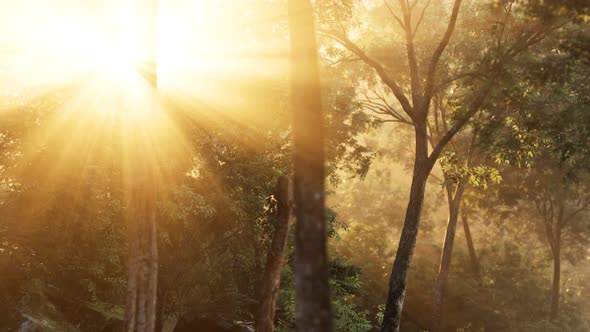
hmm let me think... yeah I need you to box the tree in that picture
[124,0,159,329]
[288,0,333,330]
[256,176,294,332]
[324,4,471,329]
[317,0,579,329]
[484,58,590,318]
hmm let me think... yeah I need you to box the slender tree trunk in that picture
[461,213,480,277]
[381,126,430,332]
[155,285,164,332]
[431,184,465,332]
[550,225,561,319]
[288,0,332,330]
[256,176,294,332]
[124,91,159,332]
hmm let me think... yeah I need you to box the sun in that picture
[0,0,289,130]
[0,0,290,225]
[0,0,161,105]
[76,0,156,89]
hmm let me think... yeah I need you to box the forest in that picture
[1,0,589,331]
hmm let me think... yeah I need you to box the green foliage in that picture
[275,258,372,332]
[439,151,502,189]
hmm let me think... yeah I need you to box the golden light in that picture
[0,0,291,175]
[0,0,288,99]
[0,0,293,244]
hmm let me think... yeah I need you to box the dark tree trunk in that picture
[431,184,465,332]
[461,213,480,277]
[381,126,430,332]
[551,225,561,319]
[288,0,333,330]
[256,176,294,332]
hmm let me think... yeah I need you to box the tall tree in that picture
[318,0,577,329]
[256,176,294,332]
[124,157,158,332]
[124,0,159,330]
[288,0,333,330]
[321,1,482,329]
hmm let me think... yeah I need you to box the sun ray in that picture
[0,0,292,219]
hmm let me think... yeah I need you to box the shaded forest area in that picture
[1,0,590,331]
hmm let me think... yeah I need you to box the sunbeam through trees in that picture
[1,1,590,332]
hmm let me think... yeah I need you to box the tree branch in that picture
[320,56,362,67]
[399,0,422,106]
[384,0,405,30]
[412,0,431,39]
[425,81,491,172]
[361,90,414,125]
[421,0,462,117]
[320,30,415,118]
[561,205,590,227]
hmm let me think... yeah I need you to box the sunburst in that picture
[0,0,290,217]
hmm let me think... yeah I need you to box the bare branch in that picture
[426,81,491,172]
[361,100,413,126]
[421,0,463,117]
[320,56,362,67]
[412,0,431,39]
[399,0,422,105]
[369,88,411,122]
[384,0,405,30]
[320,29,415,117]
[561,205,590,227]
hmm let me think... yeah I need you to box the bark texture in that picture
[288,0,333,330]
[256,176,294,332]
[379,2,463,330]
[381,125,430,332]
[431,183,465,332]
[125,169,158,332]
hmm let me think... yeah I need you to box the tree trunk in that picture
[288,0,333,330]
[381,126,430,332]
[461,213,480,278]
[256,176,294,332]
[550,225,561,319]
[155,284,164,332]
[125,1,158,325]
[125,171,158,332]
[431,184,465,332]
